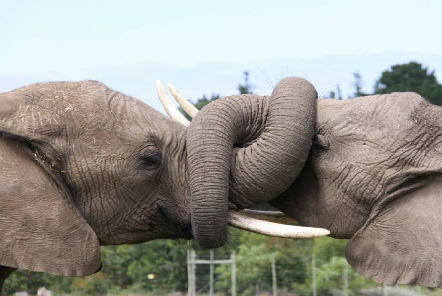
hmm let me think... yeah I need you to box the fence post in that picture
[231,252,236,296]
[343,261,348,296]
[312,254,316,296]
[188,250,236,296]
[272,253,277,296]
[192,250,196,296]
[209,250,214,296]
[187,250,191,296]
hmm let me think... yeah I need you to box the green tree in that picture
[215,232,310,296]
[180,93,220,120]
[237,71,254,94]
[3,270,73,295]
[312,236,347,265]
[299,256,375,296]
[352,72,368,97]
[99,240,193,292]
[374,62,442,105]
[70,273,108,295]
[328,84,343,99]
[3,271,51,295]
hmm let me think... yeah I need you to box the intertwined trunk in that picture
[186,77,317,247]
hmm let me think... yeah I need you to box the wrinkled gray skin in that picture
[0,81,193,288]
[188,89,442,287]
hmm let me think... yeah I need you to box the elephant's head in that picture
[175,81,441,287]
[271,93,442,287]
[0,81,194,277]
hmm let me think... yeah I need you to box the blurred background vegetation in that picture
[4,61,441,295]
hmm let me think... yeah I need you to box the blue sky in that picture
[1,0,441,113]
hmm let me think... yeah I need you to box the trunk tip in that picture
[194,232,227,249]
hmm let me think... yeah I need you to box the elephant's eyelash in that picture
[137,152,162,170]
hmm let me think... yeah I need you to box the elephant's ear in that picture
[345,175,442,288]
[0,139,101,276]
[0,83,101,276]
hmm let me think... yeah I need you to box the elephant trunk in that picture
[186,77,317,248]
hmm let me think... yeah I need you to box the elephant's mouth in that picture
[158,204,193,240]
[180,223,193,240]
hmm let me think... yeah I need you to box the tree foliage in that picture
[352,72,368,97]
[237,71,254,95]
[374,62,441,105]
[328,84,343,99]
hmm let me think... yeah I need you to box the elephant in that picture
[0,79,322,291]
[166,80,442,288]
[0,80,192,288]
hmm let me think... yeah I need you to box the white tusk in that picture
[167,83,199,119]
[227,211,330,239]
[155,80,190,126]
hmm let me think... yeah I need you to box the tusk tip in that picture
[310,228,330,237]
[167,83,176,92]
[227,211,330,239]
[155,80,165,93]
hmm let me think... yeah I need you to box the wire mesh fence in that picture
[186,249,441,296]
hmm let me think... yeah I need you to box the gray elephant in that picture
[0,79,320,291]
[0,80,191,286]
[273,94,441,287]
[167,78,441,288]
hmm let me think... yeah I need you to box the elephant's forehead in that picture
[4,80,183,150]
[27,81,168,132]
[316,93,424,135]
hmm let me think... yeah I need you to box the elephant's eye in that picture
[138,152,162,170]
[313,133,329,150]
